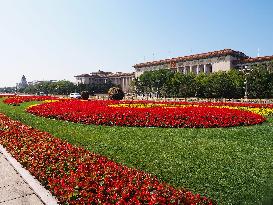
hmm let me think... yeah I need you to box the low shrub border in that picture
[0,113,214,204]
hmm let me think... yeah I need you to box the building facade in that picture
[133,49,273,77]
[74,70,135,93]
[107,72,135,93]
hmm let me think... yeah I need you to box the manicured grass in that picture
[1,99,273,204]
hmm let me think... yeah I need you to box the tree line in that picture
[15,80,116,95]
[133,62,273,99]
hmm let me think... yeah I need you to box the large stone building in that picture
[75,70,134,93]
[133,49,273,77]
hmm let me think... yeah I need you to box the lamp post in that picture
[155,80,160,99]
[240,65,253,99]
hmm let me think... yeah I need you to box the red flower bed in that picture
[27,100,265,128]
[0,113,213,204]
[3,95,59,105]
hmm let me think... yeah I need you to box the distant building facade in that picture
[75,70,135,93]
[133,49,273,77]
[28,80,58,86]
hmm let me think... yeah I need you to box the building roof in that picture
[75,71,135,78]
[74,74,92,77]
[133,49,249,68]
[108,72,135,78]
[239,55,273,63]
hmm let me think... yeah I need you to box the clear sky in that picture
[0,0,273,87]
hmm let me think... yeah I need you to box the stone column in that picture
[125,77,128,92]
[120,78,123,91]
[123,77,125,92]
[196,65,199,74]
[204,64,207,74]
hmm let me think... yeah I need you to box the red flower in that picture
[0,113,214,204]
[27,100,265,128]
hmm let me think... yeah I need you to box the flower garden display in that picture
[27,100,266,128]
[0,113,213,204]
[3,95,59,106]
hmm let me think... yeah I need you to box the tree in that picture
[77,81,116,95]
[134,66,271,99]
[171,72,196,98]
[247,65,271,98]
[132,78,145,96]
[195,70,243,99]
[195,73,208,98]
[21,80,77,95]
[227,69,244,98]
[137,69,175,97]
[138,71,154,95]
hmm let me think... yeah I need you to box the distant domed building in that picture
[16,75,28,90]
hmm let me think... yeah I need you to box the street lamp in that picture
[155,80,160,98]
[240,65,253,99]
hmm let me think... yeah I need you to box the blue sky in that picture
[0,0,273,87]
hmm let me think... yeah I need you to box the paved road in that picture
[0,152,44,204]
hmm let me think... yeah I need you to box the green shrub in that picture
[81,91,89,100]
[108,87,124,100]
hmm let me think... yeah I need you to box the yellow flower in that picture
[109,102,273,116]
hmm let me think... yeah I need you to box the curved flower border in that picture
[27,100,266,128]
[0,113,213,204]
[3,96,60,106]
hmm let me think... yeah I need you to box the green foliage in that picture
[1,99,273,204]
[171,72,196,97]
[0,87,16,93]
[23,80,77,95]
[136,67,273,99]
[196,70,243,98]
[20,80,115,96]
[108,87,125,100]
[78,81,115,95]
[137,69,175,97]
[247,65,272,98]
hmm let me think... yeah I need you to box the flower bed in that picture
[3,95,59,106]
[0,113,213,204]
[110,101,273,116]
[27,100,266,128]
[0,93,16,98]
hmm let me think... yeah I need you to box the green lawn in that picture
[0,98,273,205]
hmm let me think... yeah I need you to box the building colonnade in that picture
[109,76,133,93]
[176,64,213,75]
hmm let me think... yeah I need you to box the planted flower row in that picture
[3,95,60,105]
[0,113,213,204]
[27,100,265,128]
[0,93,16,98]
[109,101,273,116]
[3,95,273,108]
